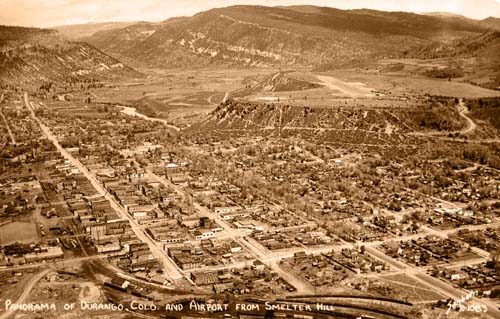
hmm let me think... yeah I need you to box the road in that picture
[0,110,16,144]
[315,74,374,98]
[421,224,492,258]
[408,98,478,139]
[0,255,108,272]
[381,206,496,259]
[19,91,500,313]
[150,171,500,297]
[24,93,183,281]
[120,106,181,131]
[0,268,51,319]
[0,93,16,145]
[146,169,314,293]
[457,99,476,134]
[366,246,500,318]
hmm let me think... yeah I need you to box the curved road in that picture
[457,99,476,134]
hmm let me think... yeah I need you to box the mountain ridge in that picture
[0,25,141,85]
[82,5,492,69]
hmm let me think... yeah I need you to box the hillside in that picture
[83,5,490,69]
[53,21,139,40]
[407,31,500,89]
[479,17,500,31]
[187,98,465,147]
[0,25,140,85]
[241,71,323,93]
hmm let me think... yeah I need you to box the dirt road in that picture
[457,99,476,134]
[0,111,16,144]
[315,75,374,98]
[0,268,50,319]
[120,106,181,131]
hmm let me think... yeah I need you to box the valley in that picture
[0,4,500,319]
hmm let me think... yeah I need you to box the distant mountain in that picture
[424,12,469,19]
[479,17,500,31]
[410,30,500,59]
[83,5,490,69]
[0,25,140,84]
[53,21,139,40]
[424,13,500,31]
[407,30,500,89]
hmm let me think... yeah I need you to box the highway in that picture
[24,93,183,281]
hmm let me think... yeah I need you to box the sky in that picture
[1,0,499,28]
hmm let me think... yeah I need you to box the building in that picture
[194,230,215,240]
[24,246,64,263]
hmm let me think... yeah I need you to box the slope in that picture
[83,5,489,69]
[0,25,140,85]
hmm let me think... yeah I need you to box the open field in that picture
[320,69,500,98]
[62,66,500,133]
[315,74,375,98]
[0,222,39,245]
[375,273,446,302]
[239,68,500,111]
[241,64,500,98]
[89,68,276,126]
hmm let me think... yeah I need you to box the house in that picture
[214,206,240,215]
[252,260,265,272]
[450,273,462,281]
[169,173,191,185]
[220,211,249,221]
[230,245,242,254]
[213,282,234,294]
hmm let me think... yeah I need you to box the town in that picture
[1,2,500,319]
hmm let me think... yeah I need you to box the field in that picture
[0,269,40,306]
[375,274,446,302]
[73,65,500,133]
[0,221,39,245]
[90,68,274,126]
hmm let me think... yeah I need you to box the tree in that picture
[487,248,500,271]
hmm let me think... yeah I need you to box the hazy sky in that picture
[1,0,499,28]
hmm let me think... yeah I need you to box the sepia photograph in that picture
[0,1,499,318]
